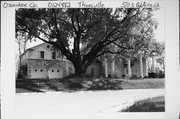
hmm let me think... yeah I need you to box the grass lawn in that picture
[121,96,165,112]
[16,78,165,93]
[120,78,164,89]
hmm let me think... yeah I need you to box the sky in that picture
[153,8,165,43]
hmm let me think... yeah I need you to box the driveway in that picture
[15,89,165,113]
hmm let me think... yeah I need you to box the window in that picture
[57,70,59,72]
[52,70,54,72]
[52,52,56,59]
[40,51,44,58]
[35,69,37,72]
[40,69,43,72]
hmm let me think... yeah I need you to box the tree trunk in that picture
[73,61,88,77]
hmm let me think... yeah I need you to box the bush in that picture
[45,80,62,91]
[64,74,79,79]
[83,79,122,90]
[17,65,28,79]
[63,78,84,90]
[156,72,165,78]
[144,76,148,78]
[130,75,141,80]
[122,75,126,78]
[148,73,157,78]
[68,80,83,89]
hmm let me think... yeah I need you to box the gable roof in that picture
[27,42,47,50]
[20,43,49,57]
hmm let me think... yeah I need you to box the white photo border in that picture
[1,0,180,119]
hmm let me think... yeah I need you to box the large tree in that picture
[16,8,158,76]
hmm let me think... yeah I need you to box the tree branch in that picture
[96,50,123,58]
[51,9,74,59]
[70,13,78,34]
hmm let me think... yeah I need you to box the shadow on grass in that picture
[121,96,165,112]
[16,78,124,93]
[16,80,44,92]
[16,78,164,93]
[16,80,44,93]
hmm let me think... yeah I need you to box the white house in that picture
[19,43,149,79]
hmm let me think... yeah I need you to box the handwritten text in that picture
[48,2,71,8]
[121,2,160,10]
[77,1,104,8]
[3,2,38,8]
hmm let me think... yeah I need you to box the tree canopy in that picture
[16,8,159,76]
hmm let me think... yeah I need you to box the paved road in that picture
[15,89,165,113]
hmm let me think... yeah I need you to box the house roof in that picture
[27,42,48,50]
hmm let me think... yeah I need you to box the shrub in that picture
[83,79,122,90]
[17,65,28,79]
[108,75,112,78]
[122,75,126,78]
[65,78,84,90]
[144,76,148,78]
[156,72,165,78]
[148,73,157,78]
[130,75,141,80]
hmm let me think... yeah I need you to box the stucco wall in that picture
[21,50,31,63]
[29,43,62,60]
[86,62,101,77]
[20,43,64,63]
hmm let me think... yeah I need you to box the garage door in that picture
[31,68,46,79]
[48,67,64,79]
